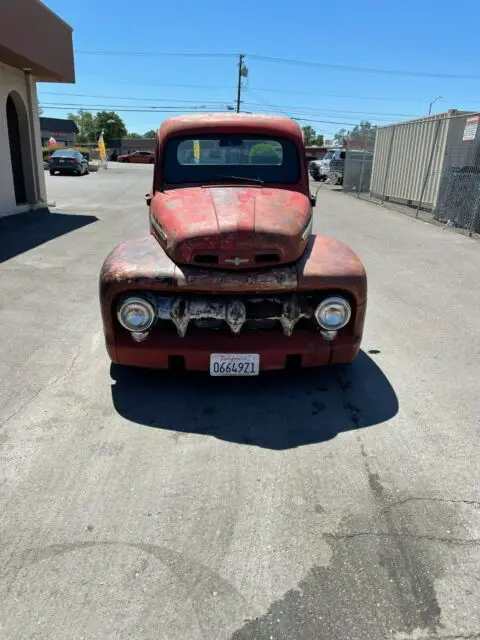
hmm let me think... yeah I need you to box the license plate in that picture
[210,353,259,376]
[59,159,65,163]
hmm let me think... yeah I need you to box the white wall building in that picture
[0,0,75,218]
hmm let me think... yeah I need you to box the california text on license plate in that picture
[210,354,259,376]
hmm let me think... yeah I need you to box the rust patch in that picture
[175,264,298,293]
[297,235,367,304]
[143,293,314,338]
[151,186,311,269]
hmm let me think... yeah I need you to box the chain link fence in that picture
[342,140,375,195]
[342,111,480,237]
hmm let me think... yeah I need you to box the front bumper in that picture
[108,329,361,371]
[100,234,367,373]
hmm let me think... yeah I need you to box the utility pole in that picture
[236,53,245,113]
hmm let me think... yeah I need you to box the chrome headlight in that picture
[314,297,351,330]
[117,296,156,332]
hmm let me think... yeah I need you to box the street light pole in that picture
[428,96,443,115]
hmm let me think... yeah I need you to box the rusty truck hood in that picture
[150,186,311,269]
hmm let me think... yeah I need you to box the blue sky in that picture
[40,0,480,139]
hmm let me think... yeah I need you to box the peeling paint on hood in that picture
[150,186,311,269]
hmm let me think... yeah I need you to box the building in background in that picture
[0,0,75,218]
[108,137,156,158]
[305,145,328,162]
[40,117,79,147]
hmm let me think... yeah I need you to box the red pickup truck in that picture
[100,113,367,376]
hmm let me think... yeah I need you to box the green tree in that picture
[349,120,377,143]
[333,128,349,145]
[249,142,282,163]
[143,129,157,138]
[68,110,96,143]
[128,132,142,138]
[302,125,324,146]
[68,110,128,144]
[334,121,377,145]
[94,111,127,145]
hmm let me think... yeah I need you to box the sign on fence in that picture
[462,115,480,142]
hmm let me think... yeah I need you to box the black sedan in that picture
[48,149,89,176]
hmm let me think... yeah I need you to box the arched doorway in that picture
[6,92,34,206]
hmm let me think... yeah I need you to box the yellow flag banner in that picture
[193,140,200,162]
[98,133,107,160]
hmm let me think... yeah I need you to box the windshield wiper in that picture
[211,175,264,185]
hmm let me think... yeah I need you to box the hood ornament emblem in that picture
[225,257,250,266]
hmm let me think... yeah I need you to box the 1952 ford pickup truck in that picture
[99,113,367,376]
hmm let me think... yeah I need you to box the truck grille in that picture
[193,253,281,267]
[152,294,317,337]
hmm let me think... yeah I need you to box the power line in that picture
[39,102,407,125]
[243,108,406,124]
[39,101,358,123]
[71,73,237,91]
[40,104,218,113]
[38,91,421,119]
[246,89,290,117]
[247,87,444,104]
[292,117,359,126]
[75,50,237,58]
[245,108,395,125]
[40,102,227,110]
[65,71,455,104]
[243,99,420,118]
[39,91,234,105]
[247,54,480,80]
[74,48,480,80]
[40,103,395,127]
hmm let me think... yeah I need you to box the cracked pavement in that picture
[0,165,479,639]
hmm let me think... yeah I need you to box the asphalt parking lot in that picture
[0,163,479,639]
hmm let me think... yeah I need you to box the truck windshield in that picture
[162,135,300,185]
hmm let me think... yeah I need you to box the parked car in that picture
[315,148,345,182]
[117,150,155,164]
[309,160,325,182]
[99,114,367,375]
[327,149,347,185]
[48,149,89,176]
[309,159,322,181]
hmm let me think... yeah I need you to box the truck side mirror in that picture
[309,194,316,207]
[145,193,152,206]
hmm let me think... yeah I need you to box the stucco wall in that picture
[29,78,47,205]
[0,62,46,217]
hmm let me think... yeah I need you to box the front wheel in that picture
[49,170,54,176]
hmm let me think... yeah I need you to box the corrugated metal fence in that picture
[370,113,450,209]
[343,110,480,235]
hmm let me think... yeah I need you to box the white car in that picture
[317,148,345,181]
